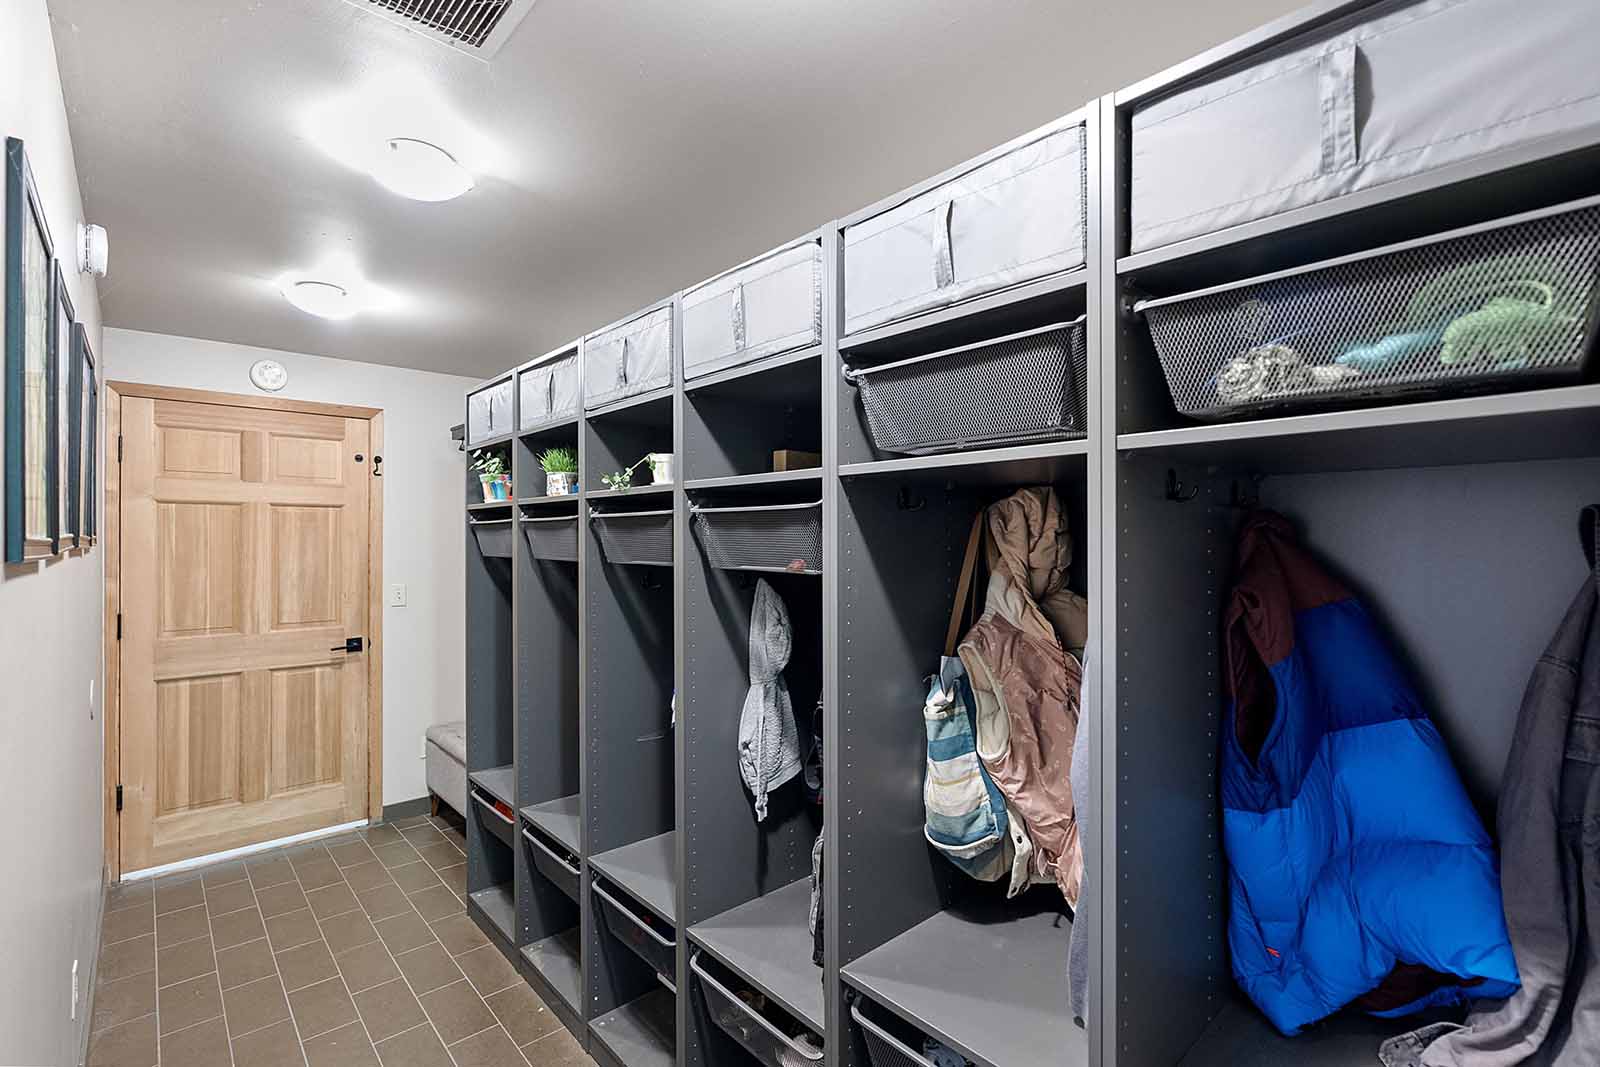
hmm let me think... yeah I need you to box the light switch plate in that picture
[388,583,407,607]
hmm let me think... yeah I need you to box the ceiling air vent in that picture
[348,0,536,59]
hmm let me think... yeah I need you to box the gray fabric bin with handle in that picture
[843,122,1086,337]
[519,348,580,431]
[467,378,514,445]
[584,304,674,410]
[683,236,822,380]
[1129,0,1600,254]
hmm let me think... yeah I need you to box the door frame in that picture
[102,380,386,879]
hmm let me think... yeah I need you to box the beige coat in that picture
[958,487,1085,905]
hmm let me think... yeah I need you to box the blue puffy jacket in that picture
[1223,512,1518,1036]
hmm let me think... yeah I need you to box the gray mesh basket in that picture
[843,318,1088,455]
[521,514,578,562]
[691,953,823,1067]
[594,881,676,987]
[1138,198,1600,421]
[851,1001,966,1067]
[469,518,513,559]
[691,501,822,575]
[592,508,674,567]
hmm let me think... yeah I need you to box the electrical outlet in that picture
[388,583,407,608]
[71,959,78,1020]
[88,678,95,720]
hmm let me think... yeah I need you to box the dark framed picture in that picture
[72,323,96,547]
[3,136,56,561]
[54,260,75,549]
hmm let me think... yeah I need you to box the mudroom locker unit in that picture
[461,1,1600,1064]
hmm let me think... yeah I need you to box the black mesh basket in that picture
[691,501,822,575]
[592,508,674,567]
[691,953,823,1067]
[1139,198,1600,421]
[469,518,513,559]
[522,825,580,903]
[594,881,676,987]
[843,317,1088,455]
[521,514,578,562]
[851,1001,966,1067]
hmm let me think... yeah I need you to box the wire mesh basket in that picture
[591,508,674,567]
[842,317,1088,455]
[1138,198,1600,421]
[851,1001,968,1067]
[692,953,823,1067]
[691,501,822,575]
[521,514,578,562]
[594,881,676,986]
[469,518,513,559]
[522,826,580,902]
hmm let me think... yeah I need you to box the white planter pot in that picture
[546,471,577,496]
[647,453,674,485]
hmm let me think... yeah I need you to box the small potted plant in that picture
[471,450,509,502]
[539,446,578,496]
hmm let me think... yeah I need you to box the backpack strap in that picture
[945,512,986,657]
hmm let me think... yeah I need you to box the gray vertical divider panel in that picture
[672,307,691,1067]
[819,224,846,1067]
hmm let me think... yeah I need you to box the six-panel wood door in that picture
[120,395,371,872]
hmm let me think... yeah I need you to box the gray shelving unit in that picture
[461,6,1600,1064]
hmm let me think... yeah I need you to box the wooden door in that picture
[120,395,371,871]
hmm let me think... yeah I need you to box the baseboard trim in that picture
[380,795,433,823]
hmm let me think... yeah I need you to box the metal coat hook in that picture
[1229,477,1261,510]
[640,571,664,591]
[372,455,384,477]
[897,486,927,512]
[1165,468,1199,503]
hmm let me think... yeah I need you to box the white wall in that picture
[105,328,474,811]
[0,1,105,1064]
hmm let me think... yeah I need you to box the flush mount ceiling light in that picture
[371,137,474,201]
[281,278,356,319]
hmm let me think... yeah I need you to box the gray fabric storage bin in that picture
[519,349,580,431]
[1129,0,1600,253]
[467,378,514,445]
[584,304,674,410]
[843,123,1086,337]
[682,237,822,380]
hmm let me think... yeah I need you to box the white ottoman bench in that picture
[425,720,468,819]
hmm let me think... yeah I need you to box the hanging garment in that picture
[959,487,1085,906]
[1067,645,1095,1027]
[809,832,824,969]
[739,578,802,821]
[1383,506,1600,1067]
[1224,511,1518,1036]
[924,513,1014,886]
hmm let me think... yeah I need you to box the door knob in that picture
[330,637,365,653]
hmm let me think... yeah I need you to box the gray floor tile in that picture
[157,1016,230,1067]
[429,914,488,957]
[520,1027,595,1067]
[374,1022,452,1067]
[372,841,421,870]
[294,858,346,891]
[265,908,324,952]
[87,1013,157,1067]
[222,973,291,1037]
[91,972,157,1034]
[454,945,521,997]
[436,864,467,897]
[276,938,338,993]
[374,911,434,956]
[287,976,358,1040]
[393,943,462,995]
[99,934,156,984]
[303,1020,381,1067]
[417,979,496,1045]
[154,877,205,916]
[200,861,248,889]
[102,903,155,945]
[231,1018,306,1067]
[306,882,360,920]
[447,1024,530,1067]
[329,840,378,868]
[107,880,153,911]
[407,885,462,923]
[218,938,278,990]
[156,934,215,988]
[353,978,427,1042]
[211,905,268,950]
[343,860,395,893]
[155,905,210,947]
[390,862,440,894]
[336,940,401,994]
[357,883,413,922]
[246,856,298,890]
[485,983,560,1047]
[204,878,257,918]
[321,910,379,955]
[255,880,309,919]
[157,973,223,1034]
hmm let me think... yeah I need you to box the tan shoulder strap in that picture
[945,512,986,656]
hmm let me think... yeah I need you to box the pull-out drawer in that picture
[683,237,822,380]
[594,880,676,988]
[692,952,823,1067]
[1129,0,1600,253]
[466,377,514,446]
[518,350,580,430]
[522,823,581,903]
[584,304,674,410]
[843,123,1086,337]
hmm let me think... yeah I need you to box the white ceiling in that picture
[49,0,1302,379]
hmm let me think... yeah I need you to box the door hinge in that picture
[115,785,123,813]
[116,613,122,640]
[116,434,123,463]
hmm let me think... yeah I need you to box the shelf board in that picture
[585,484,674,501]
[1176,1000,1428,1067]
[517,494,580,510]
[467,431,516,450]
[468,765,515,809]
[684,344,821,396]
[840,268,1088,360]
[467,501,514,513]
[688,876,822,1035]
[521,926,583,1018]
[589,987,676,1067]
[516,414,579,438]
[586,387,673,423]
[684,469,822,492]
[841,438,1089,486]
[1117,384,1600,475]
[842,895,1085,1067]
[589,831,677,926]
[468,884,515,944]
[520,794,581,856]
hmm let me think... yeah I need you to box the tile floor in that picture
[87,813,596,1067]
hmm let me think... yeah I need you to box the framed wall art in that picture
[72,322,95,546]
[54,260,75,548]
[4,136,57,561]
